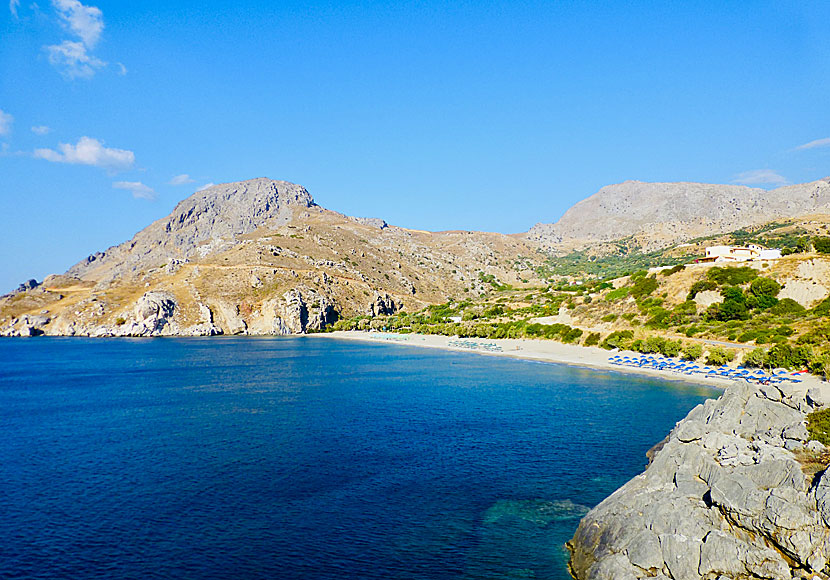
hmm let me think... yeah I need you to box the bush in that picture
[601,330,634,350]
[706,286,750,321]
[661,339,682,357]
[764,343,811,370]
[772,298,805,316]
[706,347,736,366]
[601,313,618,322]
[749,276,781,298]
[707,266,758,286]
[813,237,830,254]
[681,343,703,361]
[687,280,717,301]
[661,264,686,276]
[742,347,766,368]
[807,408,830,446]
[115,317,126,326]
[813,296,830,316]
[605,287,630,301]
[630,276,659,299]
[737,330,759,343]
[584,332,601,347]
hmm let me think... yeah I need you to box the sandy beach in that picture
[320,330,826,394]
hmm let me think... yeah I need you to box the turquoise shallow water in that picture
[0,337,717,579]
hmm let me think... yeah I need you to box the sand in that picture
[319,330,826,394]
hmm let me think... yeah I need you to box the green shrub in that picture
[687,280,717,301]
[737,330,759,343]
[605,287,630,301]
[813,296,830,316]
[661,339,682,357]
[749,277,781,300]
[807,408,830,446]
[601,313,618,323]
[813,237,830,254]
[584,332,601,347]
[706,286,750,321]
[661,264,686,276]
[681,343,703,361]
[646,307,671,328]
[798,325,830,345]
[706,347,736,366]
[685,326,701,337]
[601,330,634,350]
[707,266,758,286]
[630,276,659,299]
[742,347,766,368]
[764,343,811,369]
[772,298,806,316]
[115,317,126,326]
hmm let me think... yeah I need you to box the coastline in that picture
[317,330,794,390]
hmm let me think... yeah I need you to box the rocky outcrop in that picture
[349,216,388,229]
[367,292,401,317]
[568,380,830,580]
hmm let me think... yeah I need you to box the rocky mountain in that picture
[568,380,830,579]
[0,178,545,337]
[527,178,830,253]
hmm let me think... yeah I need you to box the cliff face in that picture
[527,178,830,252]
[568,381,830,579]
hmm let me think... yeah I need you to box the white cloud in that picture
[31,125,51,135]
[53,0,103,48]
[45,40,105,79]
[169,173,195,185]
[115,62,127,75]
[0,109,13,136]
[113,181,155,200]
[10,0,20,18]
[731,169,790,187]
[196,183,215,192]
[45,0,107,79]
[34,136,135,171]
[796,137,830,151]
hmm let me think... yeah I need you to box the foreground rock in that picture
[568,381,830,579]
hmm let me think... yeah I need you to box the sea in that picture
[0,337,718,579]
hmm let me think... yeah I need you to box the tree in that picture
[748,277,781,309]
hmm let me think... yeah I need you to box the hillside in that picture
[0,179,546,337]
[526,178,830,253]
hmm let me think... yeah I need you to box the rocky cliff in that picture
[527,178,830,252]
[568,380,830,579]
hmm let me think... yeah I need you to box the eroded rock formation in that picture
[568,381,830,579]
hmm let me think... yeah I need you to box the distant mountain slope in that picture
[526,178,830,252]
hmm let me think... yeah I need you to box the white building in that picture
[700,244,781,263]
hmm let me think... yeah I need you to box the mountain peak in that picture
[67,178,316,282]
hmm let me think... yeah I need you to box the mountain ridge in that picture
[525,177,830,252]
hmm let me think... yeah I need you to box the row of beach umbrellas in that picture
[608,354,803,384]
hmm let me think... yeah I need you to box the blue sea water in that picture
[0,337,717,579]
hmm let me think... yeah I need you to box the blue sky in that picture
[1,1,829,292]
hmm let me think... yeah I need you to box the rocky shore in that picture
[568,380,830,579]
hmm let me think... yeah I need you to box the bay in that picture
[0,337,717,579]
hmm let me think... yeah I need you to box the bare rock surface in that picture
[568,381,830,579]
[66,178,315,283]
[528,179,830,251]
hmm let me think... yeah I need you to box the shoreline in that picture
[317,331,763,390]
